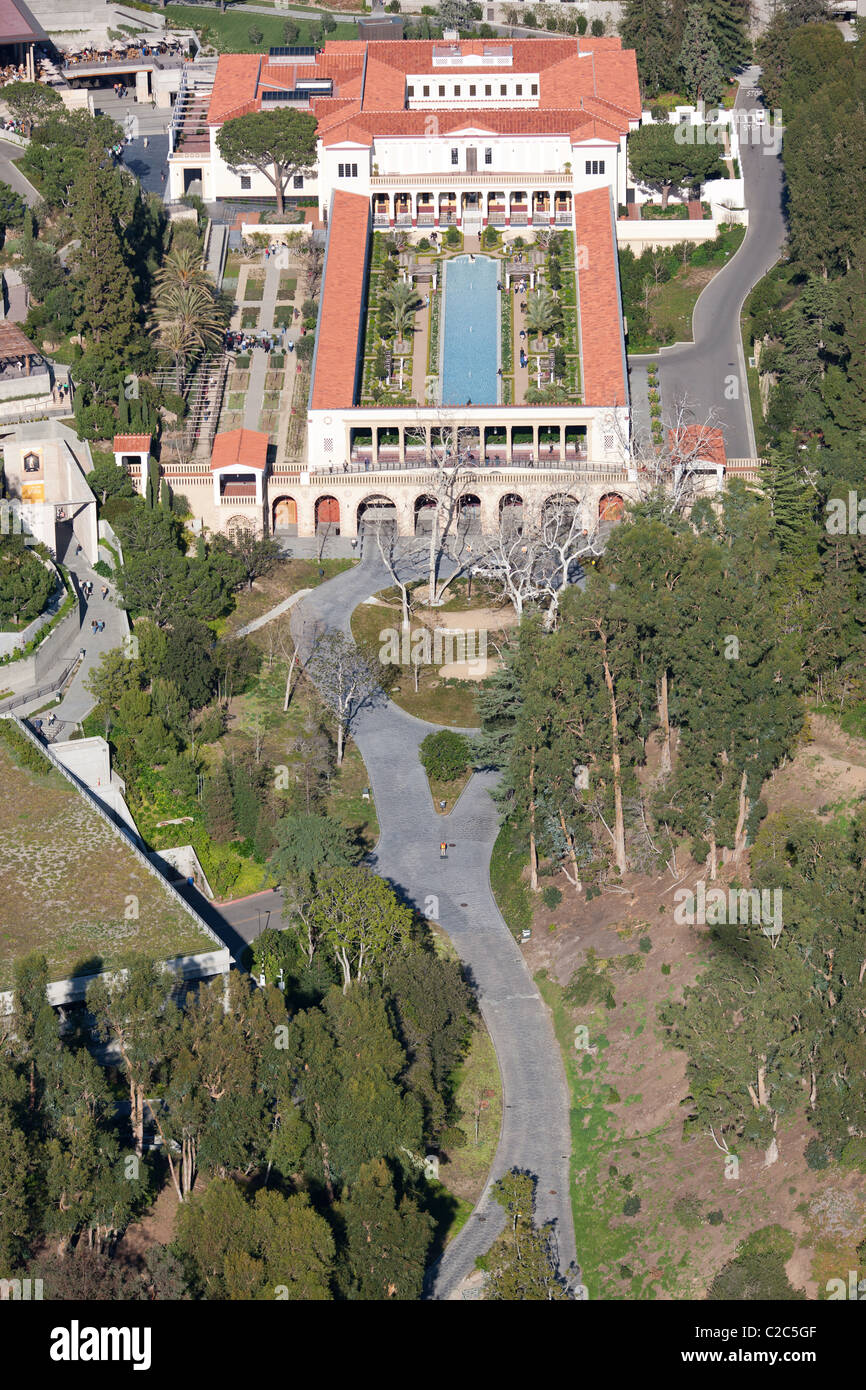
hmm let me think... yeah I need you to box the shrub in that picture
[542,884,562,910]
[707,1210,725,1226]
[419,728,471,783]
[417,236,432,250]
[622,1195,641,1217]
[638,935,652,953]
[607,1086,621,1104]
[673,1195,704,1229]
[804,1137,830,1171]
[444,226,461,247]
[651,104,668,123]
[840,1137,866,1171]
[591,17,605,35]
[661,962,671,975]
[440,1125,467,1150]
[93,560,112,580]
[577,14,587,33]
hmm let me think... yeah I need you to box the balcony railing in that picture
[368,171,572,189]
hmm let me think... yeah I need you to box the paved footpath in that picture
[293,550,577,1299]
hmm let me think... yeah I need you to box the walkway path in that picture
[235,587,311,638]
[292,550,576,1299]
[243,250,282,431]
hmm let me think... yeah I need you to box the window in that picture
[603,434,615,452]
[515,83,522,95]
[337,163,358,178]
[469,84,476,96]
[454,84,461,96]
[407,84,414,97]
[438,84,445,96]
[485,84,491,95]
[293,174,304,189]
[240,174,251,190]
[500,83,507,95]
[484,147,492,165]
[423,84,429,96]
[451,147,458,165]
[531,83,538,95]
[585,160,605,175]
[324,438,334,453]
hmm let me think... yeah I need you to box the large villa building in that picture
[167,35,642,221]
[154,36,745,541]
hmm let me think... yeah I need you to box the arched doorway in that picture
[414,494,437,533]
[315,495,340,532]
[599,493,625,522]
[457,493,481,529]
[272,496,297,530]
[499,493,524,533]
[357,495,397,529]
[542,493,582,540]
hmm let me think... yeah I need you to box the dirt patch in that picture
[764,715,866,818]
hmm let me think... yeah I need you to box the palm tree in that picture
[154,246,212,298]
[380,281,420,343]
[524,289,556,349]
[150,284,227,389]
[151,318,193,392]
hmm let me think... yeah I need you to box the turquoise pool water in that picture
[441,254,499,405]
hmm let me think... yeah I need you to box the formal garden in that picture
[359,227,583,413]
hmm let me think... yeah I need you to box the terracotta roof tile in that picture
[210,428,269,472]
[311,190,369,408]
[573,186,627,407]
[311,190,370,410]
[113,434,152,452]
[669,426,727,467]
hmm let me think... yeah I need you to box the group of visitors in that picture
[51,382,71,405]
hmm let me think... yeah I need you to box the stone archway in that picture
[414,494,437,534]
[272,496,298,529]
[599,493,625,522]
[499,493,524,534]
[357,494,397,530]
[315,495,340,532]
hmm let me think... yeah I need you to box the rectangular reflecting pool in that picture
[441,254,499,406]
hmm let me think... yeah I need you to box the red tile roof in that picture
[310,190,370,410]
[207,37,640,136]
[573,186,627,407]
[210,428,269,471]
[113,434,152,452]
[669,426,727,468]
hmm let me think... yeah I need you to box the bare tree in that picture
[403,414,483,607]
[474,493,605,627]
[618,395,728,517]
[304,625,381,766]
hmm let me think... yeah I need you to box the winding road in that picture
[292,549,576,1299]
[652,66,787,458]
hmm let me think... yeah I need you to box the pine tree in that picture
[70,152,138,350]
[704,0,751,75]
[619,0,678,96]
[679,5,726,105]
[203,764,235,841]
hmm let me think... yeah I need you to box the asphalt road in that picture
[655,66,787,458]
[291,549,577,1299]
[0,138,40,207]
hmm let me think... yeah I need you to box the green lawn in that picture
[350,600,481,728]
[278,274,297,301]
[164,4,358,51]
